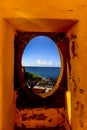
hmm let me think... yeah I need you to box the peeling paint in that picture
[79,89,84,94]
[75,101,84,128]
[79,103,84,128]
[69,34,78,58]
[15,108,65,129]
[48,119,52,122]
[29,113,47,120]
[71,41,76,58]
[71,76,77,96]
[67,37,71,75]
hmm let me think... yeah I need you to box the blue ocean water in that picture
[25,66,60,78]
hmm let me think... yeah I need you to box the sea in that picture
[25,66,60,78]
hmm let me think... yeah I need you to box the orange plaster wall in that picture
[0,19,4,130]
[0,19,16,130]
[67,13,87,129]
[0,0,87,130]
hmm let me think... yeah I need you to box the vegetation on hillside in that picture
[24,72,42,88]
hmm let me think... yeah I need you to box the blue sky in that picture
[22,36,61,67]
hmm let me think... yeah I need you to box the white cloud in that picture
[22,59,61,67]
[37,59,52,66]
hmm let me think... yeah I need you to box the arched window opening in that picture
[21,36,62,97]
[14,32,68,108]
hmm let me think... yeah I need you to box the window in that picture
[21,36,62,98]
[14,32,68,108]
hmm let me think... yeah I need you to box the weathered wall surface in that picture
[0,0,87,130]
[15,108,65,129]
[67,17,87,129]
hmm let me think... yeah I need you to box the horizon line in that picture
[22,65,61,68]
